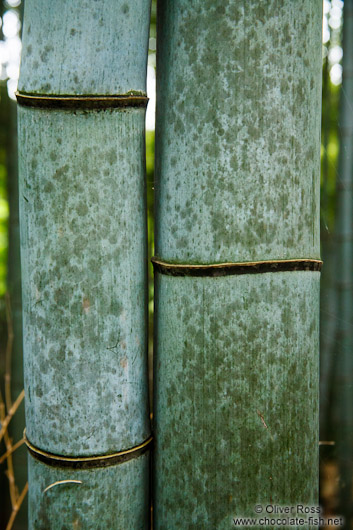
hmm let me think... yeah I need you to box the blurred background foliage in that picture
[1,0,353,528]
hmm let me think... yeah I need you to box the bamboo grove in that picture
[1,0,352,527]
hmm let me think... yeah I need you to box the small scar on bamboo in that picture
[257,409,268,429]
[107,342,119,354]
[257,410,274,441]
[23,195,29,202]
[82,297,90,314]
[120,356,128,369]
[43,480,82,493]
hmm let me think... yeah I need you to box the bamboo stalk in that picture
[319,40,335,445]
[154,1,322,527]
[18,1,151,527]
[6,92,28,530]
[332,0,353,524]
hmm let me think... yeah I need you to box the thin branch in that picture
[0,400,17,508]
[0,389,25,443]
[0,438,25,465]
[5,482,28,530]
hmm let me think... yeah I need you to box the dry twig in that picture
[0,437,25,465]
[0,389,25,443]
[0,293,27,528]
[0,393,18,507]
[5,482,28,530]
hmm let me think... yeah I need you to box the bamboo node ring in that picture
[16,92,148,110]
[23,429,153,469]
[151,257,323,277]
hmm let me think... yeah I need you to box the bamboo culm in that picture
[332,0,353,525]
[319,37,336,445]
[18,1,151,528]
[7,93,28,530]
[153,1,322,528]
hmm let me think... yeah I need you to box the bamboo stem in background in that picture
[3,2,27,520]
[17,1,151,527]
[6,93,28,529]
[154,1,322,527]
[332,0,353,525]
[319,45,336,444]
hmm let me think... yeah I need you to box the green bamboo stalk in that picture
[7,94,28,530]
[2,8,27,528]
[322,49,330,219]
[319,41,336,444]
[0,83,13,530]
[17,1,151,528]
[332,0,353,524]
[153,2,322,528]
